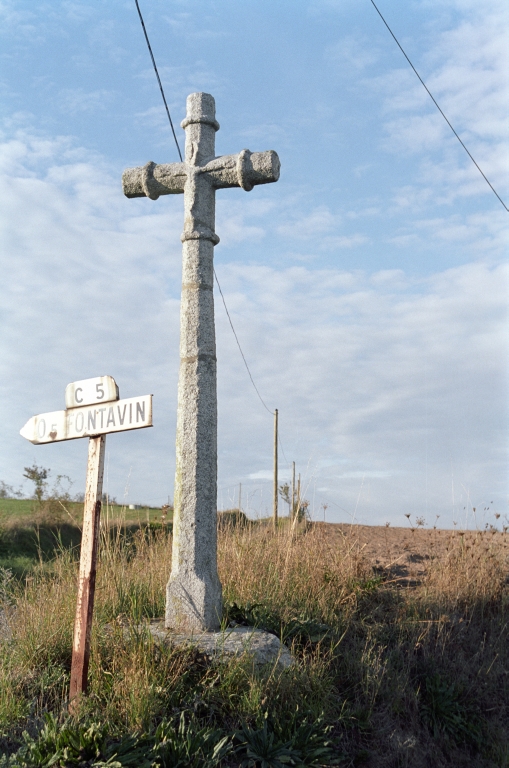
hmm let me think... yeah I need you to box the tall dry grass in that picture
[0,519,507,766]
[218,522,372,625]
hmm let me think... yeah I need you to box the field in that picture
[0,500,508,767]
[0,498,170,577]
[0,498,170,527]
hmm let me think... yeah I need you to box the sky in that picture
[0,0,507,528]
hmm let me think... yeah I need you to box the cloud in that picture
[136,64,225,108]
[0,131,183,506]
[58,88,114,115]
[338,471,394,479]
[372,0,509,207]
[0,3,39,40]
[1,130,506,528]
[248,470,272,481]
[277,206,339,238]
[275,205,367,248]
[213,259,508,525]
[324,36,380,71]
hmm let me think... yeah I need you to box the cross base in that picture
[166,571,222,631]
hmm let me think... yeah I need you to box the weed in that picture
[152,712,231,767]
[0,567,14,607]
[235,720,296,768]
[419,672,483,747]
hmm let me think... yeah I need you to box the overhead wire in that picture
[133,1,303,481]
[213,269,274,416]
[133,1,276,418]
[214,266,291,462]
[134,0,183,162]
[369,0,508,213]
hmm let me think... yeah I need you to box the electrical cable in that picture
[214,267,290,465]
[369,0,508,213]
[213,268,274,415]
[134,1,292,473]
[278,434,289,465]
[134,0,183,162]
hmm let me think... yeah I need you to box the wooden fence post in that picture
[69,434,105,710]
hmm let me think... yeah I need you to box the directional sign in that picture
[65,376,119,409]
[19,376,154,707]
[20,395,152,444]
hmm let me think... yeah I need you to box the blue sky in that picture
[1,0,507,527]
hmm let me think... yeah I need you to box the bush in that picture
[217,509,251,531]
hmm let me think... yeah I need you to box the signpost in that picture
[20,376,153,709]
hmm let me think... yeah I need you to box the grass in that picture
[0,498,171,578]
[0,497,170,526]
[0,511,507,766]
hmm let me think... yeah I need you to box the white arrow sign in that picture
[20,394,152,444]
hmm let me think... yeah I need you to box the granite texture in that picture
[145,620,294,669]
[122,93,280,632]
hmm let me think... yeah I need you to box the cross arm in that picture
[204,149,280,191]
[122,150,279,201]
[122,161,187,200]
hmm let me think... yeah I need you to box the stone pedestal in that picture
[146,620,294,669]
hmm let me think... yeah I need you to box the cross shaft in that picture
[123,92,280,630]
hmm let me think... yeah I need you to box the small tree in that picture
[295,498,310,523]
[0,481,22,499]
[278,483,291,516]
[279,482,309,521]
[23,464,50,503]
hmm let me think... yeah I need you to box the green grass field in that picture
[0,498,172,578]
[0,498,170,525]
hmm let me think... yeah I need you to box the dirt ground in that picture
[320,523,509,587]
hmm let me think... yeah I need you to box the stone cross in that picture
[122,92,280,631]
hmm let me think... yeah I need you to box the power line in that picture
[213,272,290,469]
[369,0,508,213]
[278,434,289,466]
[134,0,183,162]
[213,268,274,415]
[214,268,290,465]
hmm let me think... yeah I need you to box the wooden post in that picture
[69,434,106,710]
[291,462,296,520]
[297,473,301,521]
[273,409,278,529]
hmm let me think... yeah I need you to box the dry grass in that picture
[0,519,508,766]
[219,522,371,625]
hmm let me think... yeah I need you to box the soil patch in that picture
[319,522,509,586]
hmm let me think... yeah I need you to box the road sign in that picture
[20,394,152,444]
[19,376,154,707]
[65,375,119,409]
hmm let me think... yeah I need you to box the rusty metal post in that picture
[291,461,296,520]
[273,409,278,529]
[69,434,105,710]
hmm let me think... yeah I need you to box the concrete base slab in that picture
[145,620,294,669]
